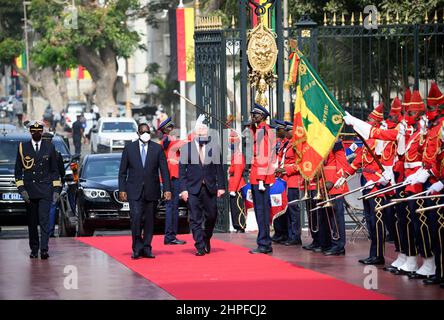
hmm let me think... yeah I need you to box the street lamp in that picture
[23,1,33,119]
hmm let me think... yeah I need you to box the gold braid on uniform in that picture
[19,142,34,170]
[416,198,432,258]
[236,191,247,229]
[435,197,444,278]
[374,197,385,257]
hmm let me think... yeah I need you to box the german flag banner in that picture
[169,7,195,82]
[292,50,345,180]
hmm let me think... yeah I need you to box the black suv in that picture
[0,132,73,223]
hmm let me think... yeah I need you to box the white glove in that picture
[404,172,418,185]
[333,176,346,188]
[398,121,406,135]
[364,180,375,189]
[351,116,372,140]
[258,180,266,191]
[380,121,388,130]
[229,191,236,197]
[381,168,395,185]
[378,176,389,186]
[419,116,428,135]
[426,181,444,195]
[342,111,356,126]
[413,168,431,184]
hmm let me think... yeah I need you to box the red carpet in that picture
[77,235,391,300]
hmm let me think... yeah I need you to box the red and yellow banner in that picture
[176,7,195,82]
[65,66,91,80]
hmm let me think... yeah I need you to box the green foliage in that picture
[0,38,23,64]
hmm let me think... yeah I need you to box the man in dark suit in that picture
[118,123,171,259]
[15,121,62,259]
[179,115,226,256]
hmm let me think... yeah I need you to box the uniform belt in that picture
[404,162,422,169]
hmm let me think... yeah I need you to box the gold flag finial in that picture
[333,12,337,26]
[396,11,399,24]
[324,12,327,26]
[351,12,355,25]
[359,12,363,25]
[434,10,438,23]
[341,13,345,26]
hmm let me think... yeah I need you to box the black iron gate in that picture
[194,22,230,232]
[194,5,444,232]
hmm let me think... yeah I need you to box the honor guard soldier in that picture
[321,140,351,255]
[275,121,303,246]
[272,119,289,244]
[343,104,391,265]
[406,83,444,280]
[158,117,187,245]
[249,103,276,254]
[228,130,247,233]
[15,121,62,259]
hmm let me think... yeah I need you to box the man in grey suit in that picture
[118,123,171,259]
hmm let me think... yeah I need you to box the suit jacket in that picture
[118,140,171,201]
[179,140,225,195]
[15,140,61,199]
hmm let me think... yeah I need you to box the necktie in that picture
[35,143,39,154]
[199,144,205,164]
[141,144,146,167]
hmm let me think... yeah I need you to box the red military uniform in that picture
[161,136,188,179]
[345,138,383,193]
[228,150,246,192]
[323,142,350,195]
[250,121,276,185]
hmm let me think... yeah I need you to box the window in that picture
[101,122,137,133]
[83,158,121,179]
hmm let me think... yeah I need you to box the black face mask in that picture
[31,132,42,142]
[197,136,211,146]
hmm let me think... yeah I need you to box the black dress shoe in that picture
[249,247,273,254]
[361,257,385,265]
[195,249,205,256]
[358,257,372,264]
[30,252,38,259]
[40,251,49,260]
[302,243,317,251]
[141,252,156,259]
[204,240,211,254]
[323,248,345,256]
[393,268,414,275]
[408,272,432,280]
[312,246,323,253]
[131,252,141,260]
[165,239,186,245]
[383,266,398,272]
[423,277,443,285]
[284,240,302,246]
[271,236,285,243]
[236,229,245,233]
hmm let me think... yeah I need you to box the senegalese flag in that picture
[292,50,345,179]
[15,52,27,70]
[169,7,195,82]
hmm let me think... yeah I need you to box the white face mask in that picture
[139,132,151,143]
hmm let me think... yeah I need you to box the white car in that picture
[64,101,86,129]
[90,117,138,153]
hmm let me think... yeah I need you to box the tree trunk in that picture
[76,45,118,116]
[38,67,65,113]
